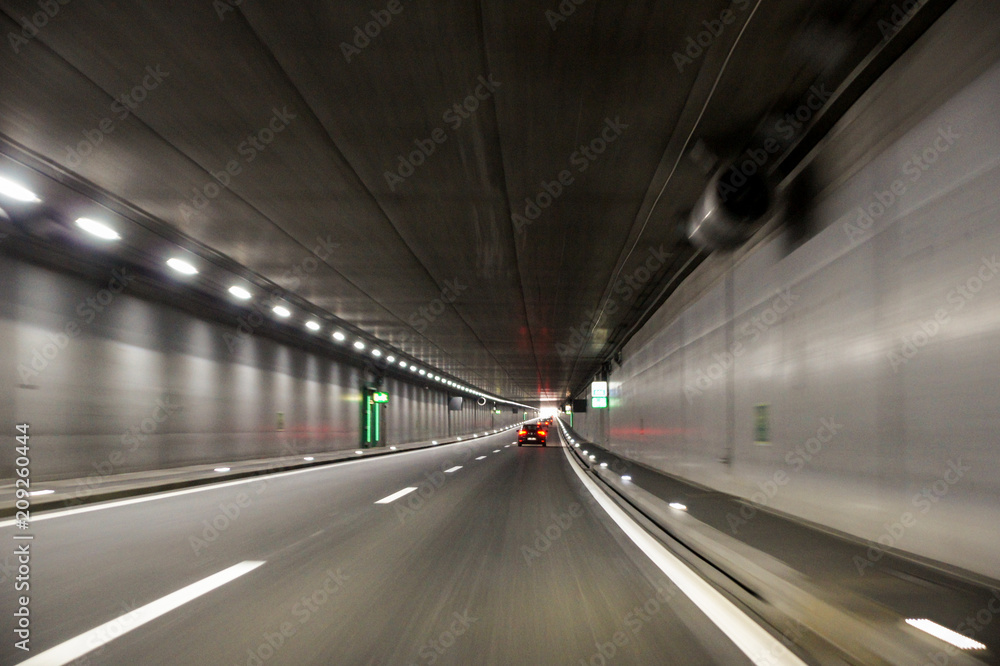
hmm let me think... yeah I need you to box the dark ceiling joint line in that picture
[472,0,544,400]
[567,249,702,399]
[234,8,521,397]
[565,0,767,395]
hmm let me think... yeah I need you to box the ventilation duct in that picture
[687,164,774,251]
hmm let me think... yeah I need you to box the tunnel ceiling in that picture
[0,0,936,401]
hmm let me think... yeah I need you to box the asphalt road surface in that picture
[2,428,759,665]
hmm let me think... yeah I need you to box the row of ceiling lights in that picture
[1,175,533,409]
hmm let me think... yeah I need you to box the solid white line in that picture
[16,561,264,666]
[561,446,806,666]
[906,619,986,650]
[374,487,419,504]
[443,466,462,473]
[0,443,468,528]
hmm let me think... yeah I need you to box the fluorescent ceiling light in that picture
[333,331,346,341]
[228,286,252,300]
[0,176,39,202]
[75,217,120,240]
[272,306,291,318]
[167,258,198,275]
[305,321,320,331]
[353,341,365,350]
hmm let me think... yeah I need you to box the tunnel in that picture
[1,0,1000,664]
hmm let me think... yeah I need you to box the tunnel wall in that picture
[0,254,517,482]
[573,0,1000,580]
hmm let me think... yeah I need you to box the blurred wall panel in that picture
[0,256,515,481]
[573,0,1000,579]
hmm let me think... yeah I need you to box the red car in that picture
[518,424,547,446]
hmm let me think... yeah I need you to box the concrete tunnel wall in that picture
[0,254,520,482]
[572,0,1000,581]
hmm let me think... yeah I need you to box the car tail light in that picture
[519,430,527,435]
[537,430,546,436]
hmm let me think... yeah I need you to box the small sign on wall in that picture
[754,404,770,444]
[276,412,285,432]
